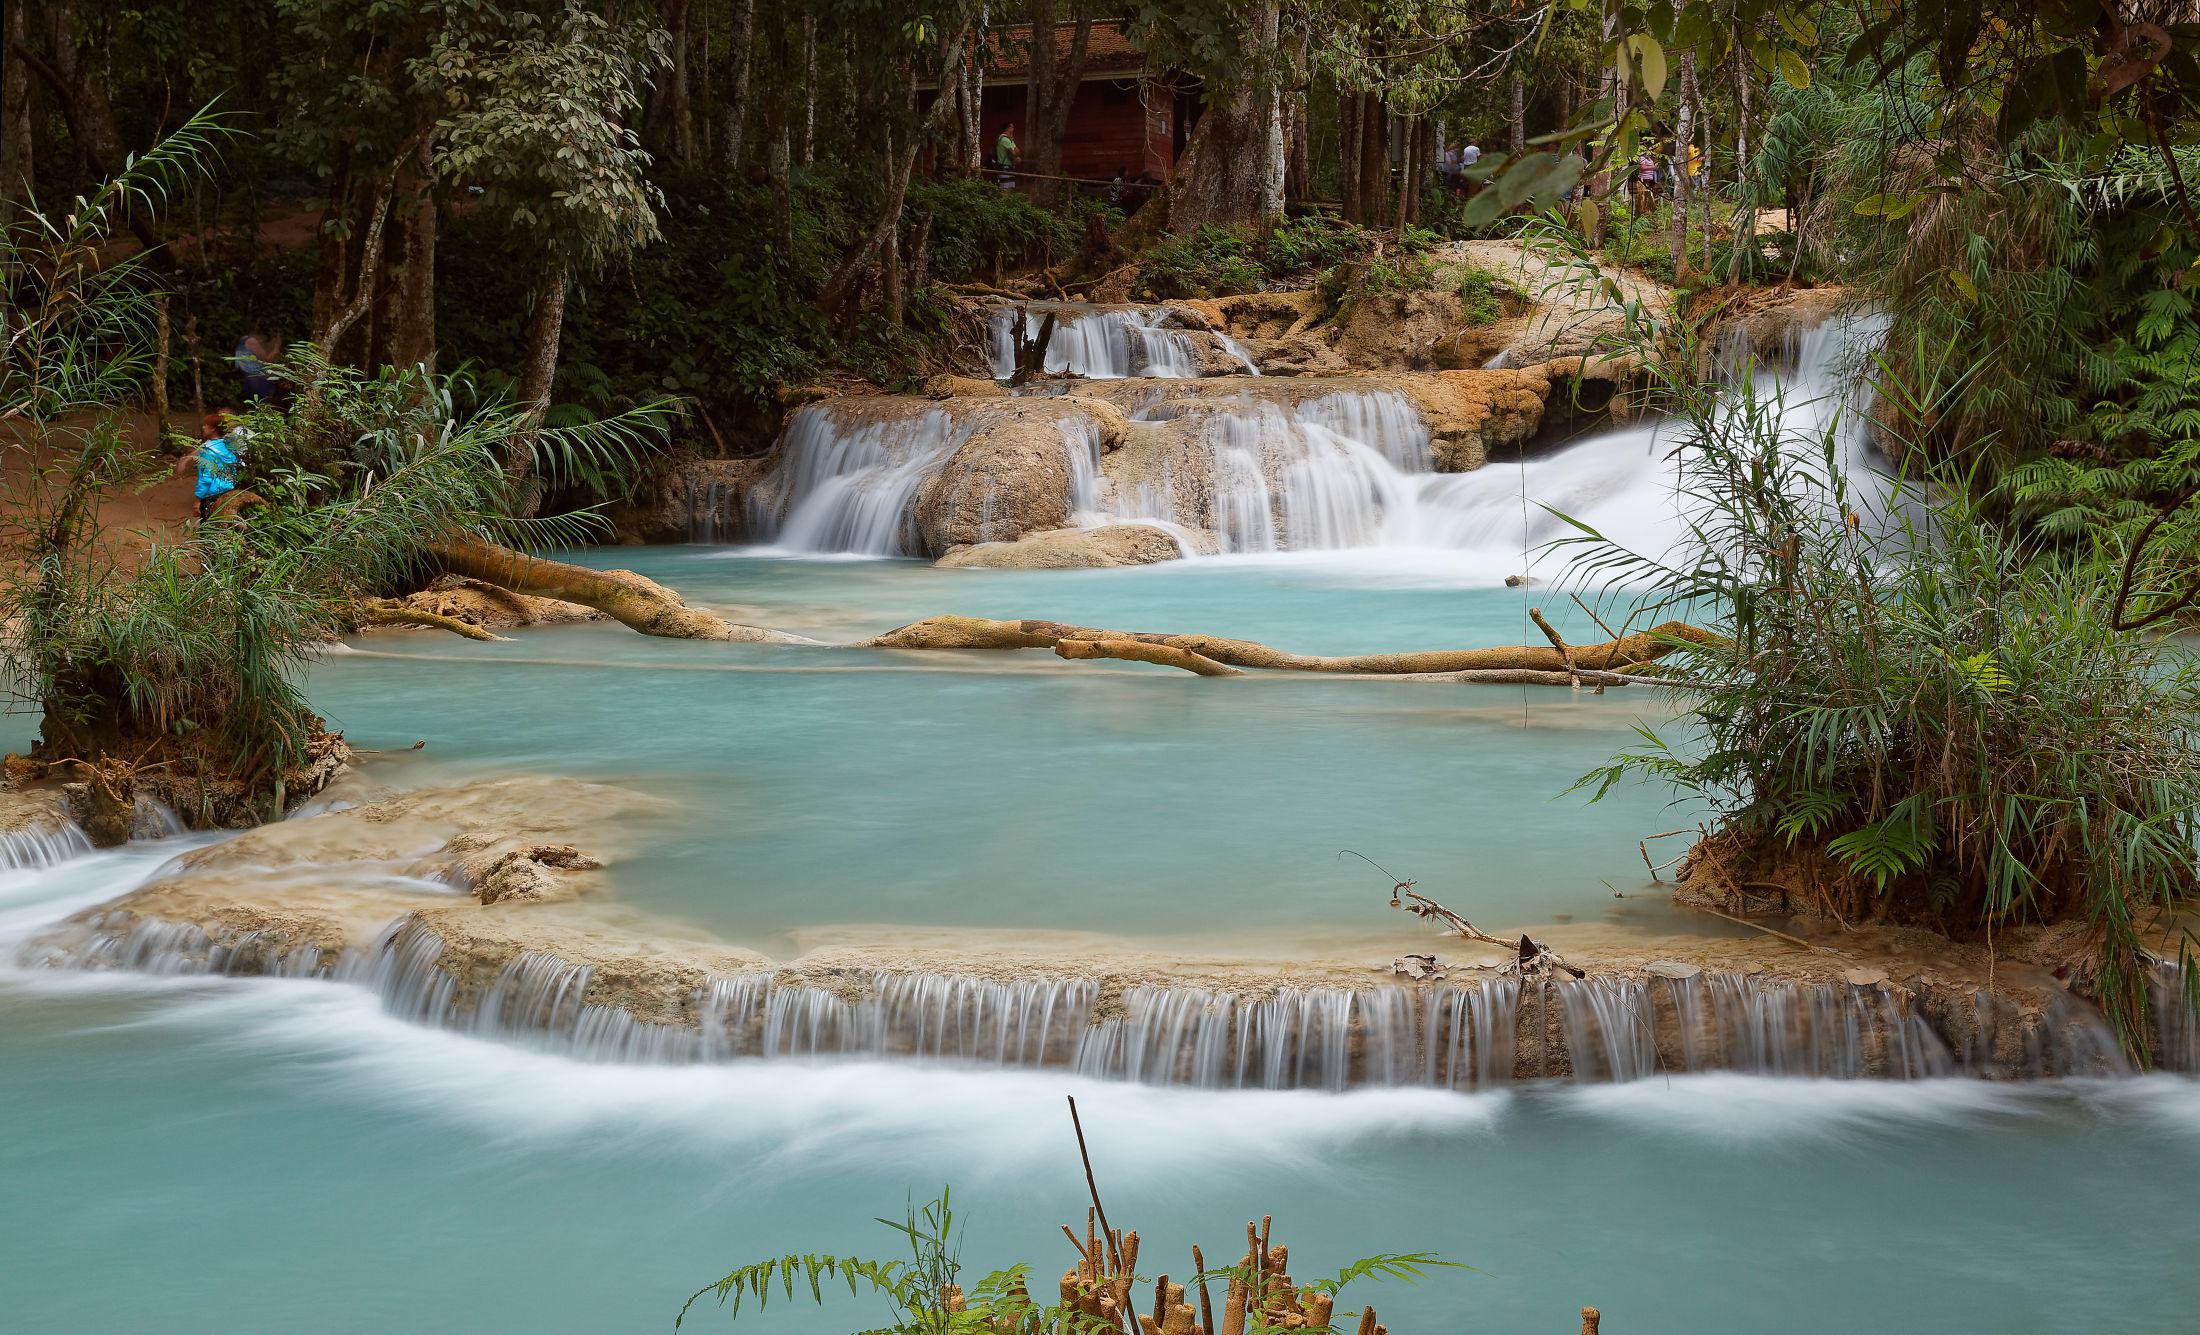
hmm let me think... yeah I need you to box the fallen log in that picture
[864,614,1713,674]
[1054,637,1243,676]
[425,538,819,644]
[360,601,509,642]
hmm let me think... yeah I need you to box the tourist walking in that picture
[176,412,240,521]
[994,123,1019,189]
[233,332,279,403]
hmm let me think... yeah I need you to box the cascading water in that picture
[749,314,1898,570]
[988,305,1209,380]
[0,822,92,871]
[37,904,2158,1087]
[747,406,967,555]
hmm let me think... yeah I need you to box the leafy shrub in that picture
[1260,215,1374,276]
[1136,225,1263,299]
[1455,266,1505,324]
[1549,249,2200,1057]
[910,176,1078,281]
[1358,253,1438,295]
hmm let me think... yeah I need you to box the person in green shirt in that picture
[994,123,1018,187]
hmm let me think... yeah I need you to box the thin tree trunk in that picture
[0,0,34,220]
[717,0,756,174]
[510,249,570,485]
[152,296,171,434]
[1509,71,1525,154]
[798,12,817,167]
[645,0,694,166]
[1357,93,1388,225]
[1669,40,1696,279]
[1339,91,1363,222]
[390,156,437,368]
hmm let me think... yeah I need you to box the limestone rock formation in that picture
[914,398,1131,553]
[936,523,1183,569]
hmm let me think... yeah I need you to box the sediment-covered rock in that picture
[936,523,1184,569]
[914,398,1132,552]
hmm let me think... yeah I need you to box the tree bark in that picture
[1054,638,1243,676]
[1356,93,1389,226]
[1339,91,1363,222]
[716,0,756,175]
[1162,1,1285,235]
[798,11,818,167]
[389,192,437,369]
[864,614,1717,673]
[426,538,814,642]
[516,250,570,429]
[0,0,34,220]
[1669,36,1696,280]
[645,0,694,167]
[1509,71,1525,154]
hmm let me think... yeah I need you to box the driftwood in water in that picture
[359,600,510,641]
[1055,637,1243,676]
[425,538,816,643]
[866,613,1712,676]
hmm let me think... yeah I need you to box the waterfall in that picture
[35,905,2166,1086]
[0,822,92,871]
[988,305,1207,380]
[749,405,966,555]
[756,314,1899,566]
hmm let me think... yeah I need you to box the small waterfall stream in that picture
[988,305,1209,379]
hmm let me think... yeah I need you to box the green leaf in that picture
[1775,47,1812,89]
[1627,34,1669,100]
[1948,269,1979,302]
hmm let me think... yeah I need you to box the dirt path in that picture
[2,410,198,566]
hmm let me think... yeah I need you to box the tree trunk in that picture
[515,250,570,448]
[41,0,127,176]
[389,175,437,369]
[864,614,1717,673]
[1356,93,1389,225]
[1339,91,1363,222]
[1509,71,1525,154]
[717,0,756,175]
[0,0,34,220]
[645,0,694,166]
[764,0,793,246]
[1027,0,1094,209]
[1669,39,1696,280]
[1164,4,1285,235]
[427,538,812,642]
[798,12,817,167]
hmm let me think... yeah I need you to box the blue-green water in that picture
[3,551,2196,1333]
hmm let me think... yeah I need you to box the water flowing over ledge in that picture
[27,910,2195,1087]
[734,314,1895,572]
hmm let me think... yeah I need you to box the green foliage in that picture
[1136,225,1263,300]
[1541,233,2200,1058]
[686,1192,1469,1335]
[912,177,1080,281]
[1259,216,1375,277]
[422,3,669,271]
[1454,267,1504,325]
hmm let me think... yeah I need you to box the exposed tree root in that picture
[425,538,820,644]
[864,614,1713,675]
[360,601,510,642]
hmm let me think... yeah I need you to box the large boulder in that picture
[1383,369,1552,471]
[913,399,1131,554]
[1331,290,1469,370]
[936,523,1184,569]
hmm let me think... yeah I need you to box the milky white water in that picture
[5,318,2196,1330]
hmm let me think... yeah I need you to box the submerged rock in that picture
[935,523,1183,569]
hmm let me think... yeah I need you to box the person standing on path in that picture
[995,123,1019,188]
